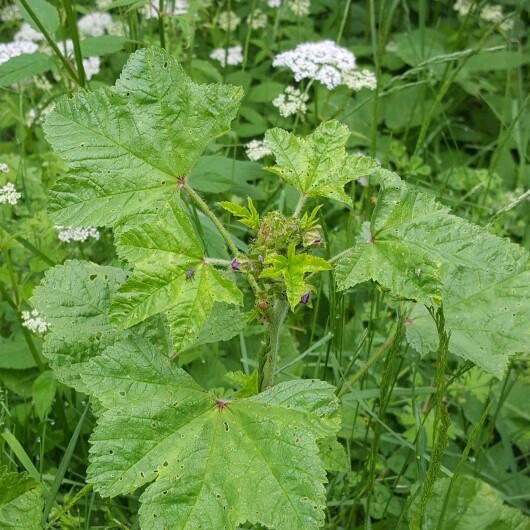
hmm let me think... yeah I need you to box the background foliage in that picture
[1,0,529,529]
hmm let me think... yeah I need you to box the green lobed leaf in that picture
[80,336,340,530]
[44,46,243,228]
[406,265,530,378]
[16,0,59,34]
[261,244,331,310]
[0,466,42,530]
[219,197,260,229]
[410,475,530,530]
[110,199,243,352]
[190,304,248,350]
[334,170,526,306]
[264,120,379,206]
[0,53,54,87]
[31,260,128,392]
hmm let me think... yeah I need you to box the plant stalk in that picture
[259,297,290,391]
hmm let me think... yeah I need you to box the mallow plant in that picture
[23,47,528,529]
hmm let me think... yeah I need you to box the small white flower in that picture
[245,139,271,161]
[21,309,49,334]
[14,23,43,42]
[0,163,8,173]
[288,0,310,17]
[83,56,101,80]
[55,225,100,243]
[267,0,281,7]
[96,0,113,9]
[385,40,398,53]
[249,9,267,30]
[216,10,241,31]
[0,3,20,22]
[453,0,471,17]
[78,12,113,37]
[210,46,243,67]
[144,0,189,19]
[0,182,21,205]
[272,86,309,117]
[341,69,377,91]
[0,40,38,66]
[273,40,356,90]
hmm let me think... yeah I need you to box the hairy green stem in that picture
[158,0,166,49]
[17,0,82,87]
[259,298,290,391]
[292,193,307,218]
[183,182,261,295]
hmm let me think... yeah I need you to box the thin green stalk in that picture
[62,0,87,88]
[0,251,45,372]
[336,331,395,399]
[336,0,352,43]
[182,182,260,295]
[44,484,93,530]
[408,307,451,530]
[292,194,307,218]
[259,297,290,391]
[158,0,166,49]
[17,0,81,86]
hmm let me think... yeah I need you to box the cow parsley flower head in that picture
[0,163,8,173]
[249,9,267,30]
[0,183,21,205]
[0,40,38,66]
[288,0,310,17]
[245,139,271,161]
[267,0,281,7]
[216,10,241,31]
[272,86,309,117]
[341,69,377,91]
[78,12,113,37]
[14,22,43,42]
[453,0,472,17]
[21,309,49,334]
[60,40,101,80]
[144,0,189,18]
[273,40,356,90]
[0,3,20,22]
[55,225,100,243]
[210,46,243,67]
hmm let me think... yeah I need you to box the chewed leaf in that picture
[31,260,127,392]
[407,265,530,379]
[0,466,42,529]
[80,336,341,530]
[44,47,243,228]
[265,120,379,205]
[334,170,527,306]
[110,199,242,352]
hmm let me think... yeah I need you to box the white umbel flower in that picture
[272,86,309,117]
[0,4,20,22]
[144,0,189,19]
[288,0,310,17]
[55,225,100,243]
[78,12,113,37]
[341,69,377,91]
[245,139,271,161]
[0,183,21,205]
[273,40,356,90]
[0,40,38,66]
[210,46,243,67]
[216,11,241,31]
[60,40,101,80]
[249,9,267,30]
[453,0,471,17]
[21,309,48,334]
[14,23,43,42]
[0,163,8,173]
[267,0,281,7]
